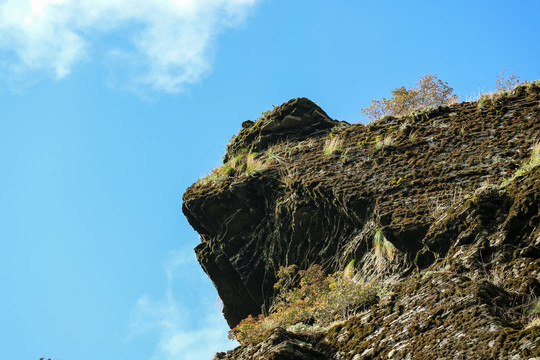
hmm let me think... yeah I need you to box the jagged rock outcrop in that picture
[182,82,540,359]
[223,97,340,163]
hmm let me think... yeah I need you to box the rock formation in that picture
[182,82,540,359]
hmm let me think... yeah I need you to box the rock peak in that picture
[224,97,341,162]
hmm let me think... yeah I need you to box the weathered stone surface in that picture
[222,97,339,163]
[182,82,540,358]
[214,328,328,360]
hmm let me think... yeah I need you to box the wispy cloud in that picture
[129,247,236,360]
[0,0,258,93]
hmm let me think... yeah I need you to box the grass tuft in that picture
[323,136,343,156]
[501,141,540,187]
[375,135,395,150]
[373,229,395,270]
[245,151,266,175]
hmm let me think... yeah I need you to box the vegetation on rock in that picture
[361,74,459,120]
[496,69,521,92]
[195,148,267,186]
[323,135,343,156]
[183,79,540,359]
[228,262,380,345]
[501,141,540,187]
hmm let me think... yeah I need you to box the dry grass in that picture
[532,141,540,163]
[501,140,540,187]
[245,152,266,175]
[373,229,395,271]
[375,135,395,150]
[195,149,270,186]
[323,136,343,156]
[524,299,540,329]
[279,167,299,190]
[525,317,540,329]
[266,142,289,163]
[195,162,235,186]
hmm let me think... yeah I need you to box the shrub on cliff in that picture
[361,74,459,120]
[495,69,521,92]
[228,262,380,344]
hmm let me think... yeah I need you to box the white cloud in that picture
[129,247,237,360]
[0,0,258,92]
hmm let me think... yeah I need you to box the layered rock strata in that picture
[182,82,540,359]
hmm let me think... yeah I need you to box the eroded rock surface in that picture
[182,82,540,358]
[223,97,339,163]
[214,327,328,360]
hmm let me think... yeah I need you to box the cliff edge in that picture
[182,82,540,359]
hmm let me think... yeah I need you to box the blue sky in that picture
[0,1,538,359]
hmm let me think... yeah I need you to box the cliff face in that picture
[182,82,540,359]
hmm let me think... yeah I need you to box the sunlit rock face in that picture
[183,82,540,359]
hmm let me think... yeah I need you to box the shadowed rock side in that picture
[182,83,540,359]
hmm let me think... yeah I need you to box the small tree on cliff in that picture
[495,69,521,92]
[361,74,459,120]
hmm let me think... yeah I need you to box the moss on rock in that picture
[183,82,540,358]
